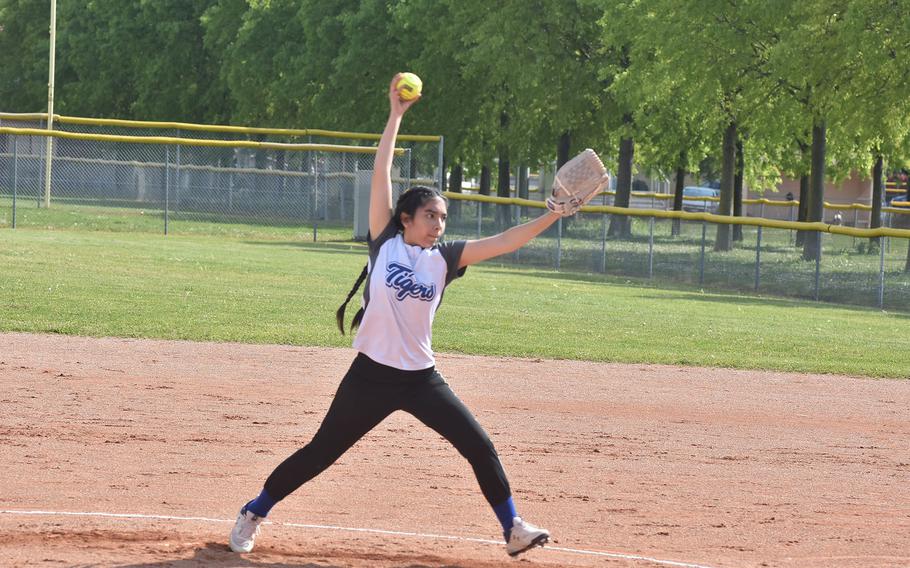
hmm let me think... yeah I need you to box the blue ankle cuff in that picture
[492,496,517,539]
[246,488,277,518]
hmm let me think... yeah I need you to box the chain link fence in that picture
[0,116,439,234]
[443,194,910,312]
[2,114,908,312]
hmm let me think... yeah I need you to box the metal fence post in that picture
[556,217,563,271]
[754,225,763,291]
[311,150,317,240]
[164,146,170,235]
[814,232,822,301]
[311,150,319,237]
[852,208,858,247]
[339,158,346,222]
[175,130,181,213]
[699,221,707,286]
[37,119,44,208]
[321,152,329,221]
[405,147,412,190]
[12,136,18,228]
[885,219,891,254]
[600,193,608,273]
[175,141,181,221]
[648,216,654,279]
[878,236,886,309]
[437,136,445,193]
[788,203,795,245]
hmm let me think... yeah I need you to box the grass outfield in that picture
[1,227,907,378]
[5,198,910,310]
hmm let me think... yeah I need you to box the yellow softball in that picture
[396,72,423,101]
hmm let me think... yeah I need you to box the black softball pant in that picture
[263,353,511,506]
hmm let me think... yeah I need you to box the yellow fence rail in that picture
[0,112,442,143]
[0,126,404,155]
[444,192,910,238]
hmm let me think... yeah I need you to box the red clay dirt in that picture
[0,332,908,568]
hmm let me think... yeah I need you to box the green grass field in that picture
[6,198,909,311]
[2,224,907,378]
[447,208,910,311]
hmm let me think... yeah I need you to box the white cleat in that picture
[506,516,550,557]
[229,507,264,553]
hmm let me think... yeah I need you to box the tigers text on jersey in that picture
[352,221,466,371]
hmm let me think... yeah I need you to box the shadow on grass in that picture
[636,291,910,318]
[241,232,910,314]
[244,241,367,256]
[476,266,910,316]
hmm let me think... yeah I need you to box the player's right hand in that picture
[389,73,420,116]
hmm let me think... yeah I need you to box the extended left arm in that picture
[458,210,561,269]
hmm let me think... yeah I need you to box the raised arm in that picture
[458,209,562,269]
[370,73,420,238]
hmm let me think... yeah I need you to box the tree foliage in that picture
[0,0,908,209]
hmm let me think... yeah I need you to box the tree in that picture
[753,2,865,261]
[835,0,910,240]
[0,0,59,112]
[58,0,227,121]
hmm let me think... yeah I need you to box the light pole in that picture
[43,0,57,208]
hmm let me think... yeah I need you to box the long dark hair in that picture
[335,186,446,335]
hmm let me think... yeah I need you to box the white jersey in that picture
[352,221,466,371]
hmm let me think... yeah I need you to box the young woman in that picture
[230,73,566,558]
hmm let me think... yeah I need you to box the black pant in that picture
[264,353,511,506]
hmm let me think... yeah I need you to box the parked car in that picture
[681,186,720,213]
[885,191,906,205]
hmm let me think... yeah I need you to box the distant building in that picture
[747,172,873,227]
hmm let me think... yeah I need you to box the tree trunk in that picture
[496,112,511,229]
[479,165,491,195]
[796,172,810,246]
[497,148,511,230]
[870,155,883,249]
[448,163,463,218]
[449,163,463,193]
[557,131,571,169]
[732,139,744,242]
[714,121,737,251]
[479,164,491,219]
[608,134,634,238]
[557,131,574,227]
[802,121,826,261]
[671,158,685,237]
[903,167,910,271]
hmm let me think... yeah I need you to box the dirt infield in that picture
[1,332,908,567]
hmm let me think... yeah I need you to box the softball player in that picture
[230,73,564,558]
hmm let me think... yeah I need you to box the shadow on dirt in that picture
[96,541,480,568]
